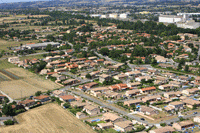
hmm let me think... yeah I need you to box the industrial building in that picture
[22,42,60,50]
[159,15,182,23]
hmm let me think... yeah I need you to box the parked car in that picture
[141,118,145,121]
[193,112,197,114]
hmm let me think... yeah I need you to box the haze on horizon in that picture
[0,0,49,4]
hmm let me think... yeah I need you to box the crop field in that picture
[0,67,60,99]
[0,103,95,133]
[0,72,11,81]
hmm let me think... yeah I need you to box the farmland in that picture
[0,103,95,133]
[0,67,60,99]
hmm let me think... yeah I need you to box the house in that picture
[114,120,133,132]
[173,120,194,130]
[177,76,190,82]
[154,76,169,84]
[8,57,19,64]
[52,90,65,97]
[142,95,162,103]
[18,99,35,108]
[125,71,141,77]
[158,84,178,90]
[70,101,87,108]
[99,74,112,83]
[97,122,113,130]
[140,106,158,115]
[169,101,184,110]
[127,82,141,88]
[193,116,200,123]
[90,87,110,94]
[62,79,80,85]
[182,88,199,95]
[163,91,182,99]
[182,99,200,108]
[169,81,182,86]
[89,71,100,78]
[113,74,128,80]
[162,73,176,78]
[149,126,175,133]
[59,95,76,102]
[125,90,140,97]
[76,112,86,119]
[147,69,159,75]
[140,86,156,94]
[83,82,98,90]
[102,112,124,123]
[34,95,50,102]
[134,67,148,72]
[107,91,123,98]
[164,105,175,112]
[135,76,152,82]
[83,105,100,115]
[124,99,142,107]
[51,73,66,81]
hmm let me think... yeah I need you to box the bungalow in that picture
[140,106,158,115]
[102,112,124,123]
[62,79,80,85]
[52,90,65,97]
[114,120,133,132]
[169,81,182,86]
[182,99,200,108]
[177,76,190,82]
[104,92,122,99]
[76,112,86,119]
[90,87,110,96]
[51,73,66,81]
[113,74,128,80]
[59,95,76,102]
[173,120,194,130]
[149,126,175,133]
[83,105,100,115]
[70,101,87,108]
[99,74,112,83]
[140,86,156,94]
[163,91,182,99]
[124,99,142,107]
[34,95,50,103]
[182,88,199,95]
[83,82,98,90]
[158,84,178,90]
[162,73,176,78]
[194,116,200,123]
[134,67,148,72]
[97,122,113,130]
[90,71,101,78]
[147,69,159,75]
[54,68,66,73]
[164,105,175,112]
[135,76,152,82]
[125,71,141,77]
[18,99,35,108]
[169,101,184,110]
[127,82,141,88]
[154,76,169,84]
[125,90,140,97]
[142,95,162,103]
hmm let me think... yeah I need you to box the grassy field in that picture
[0,59,16,70]
[0,39,39,51]
[0,103,95,133]
[0,68,61,99]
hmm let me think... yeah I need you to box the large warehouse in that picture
[159,15,183,23]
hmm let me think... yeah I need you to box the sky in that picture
[0,0,48,3]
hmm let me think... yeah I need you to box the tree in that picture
[146,101,150,107]
[4,120,14,125]
[184,65,189,72]
[63,102,70,108]
[45,44,52,52]
[160,123,166,127]
[131,104,136,111]
[177,63,182,70]
[86,73,92,79]
[99,48,109,56]
[35,91,42,96]
[151,58,157,66]
[193,104,197,110]
[2,104,15,116]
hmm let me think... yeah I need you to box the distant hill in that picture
[0,0,199,9]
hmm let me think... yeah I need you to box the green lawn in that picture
[0,59,16,70]
[19,54,44,60]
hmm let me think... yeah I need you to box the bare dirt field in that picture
[0,103,95,133]
[0,68,60,99]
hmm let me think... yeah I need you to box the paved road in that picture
[62,87,151,125]
[0,90,14,103]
